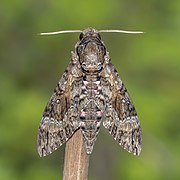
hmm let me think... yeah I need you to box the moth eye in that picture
[79,33,84,40]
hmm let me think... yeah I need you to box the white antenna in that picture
[99,30,144,34]
[38,28,144,35]
[39,30,82,35]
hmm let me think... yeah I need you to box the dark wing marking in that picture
[102,60,142,155]
[37,62,81,157]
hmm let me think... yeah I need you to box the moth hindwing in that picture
[37,28,142,157]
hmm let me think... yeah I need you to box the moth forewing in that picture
[37,60,82,157]
[37,27,142,156]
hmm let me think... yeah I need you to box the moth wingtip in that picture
[133,146,142,156]
[37,149,43,157]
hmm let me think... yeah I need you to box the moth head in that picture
[79,28,101,40]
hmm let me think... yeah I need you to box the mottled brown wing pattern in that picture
[37,28,142,156]
[102,60,142,155]
[37,62,81,157]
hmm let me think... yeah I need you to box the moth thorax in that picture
[79,42,103,73]
[85,42,98,53]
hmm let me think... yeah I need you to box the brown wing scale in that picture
[37,62,81,157]
[102,60,142,155]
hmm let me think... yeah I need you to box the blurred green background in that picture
[1,0,180,179]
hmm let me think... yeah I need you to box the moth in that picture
[37,28,142,157]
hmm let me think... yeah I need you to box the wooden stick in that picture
[63,130,89,180]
